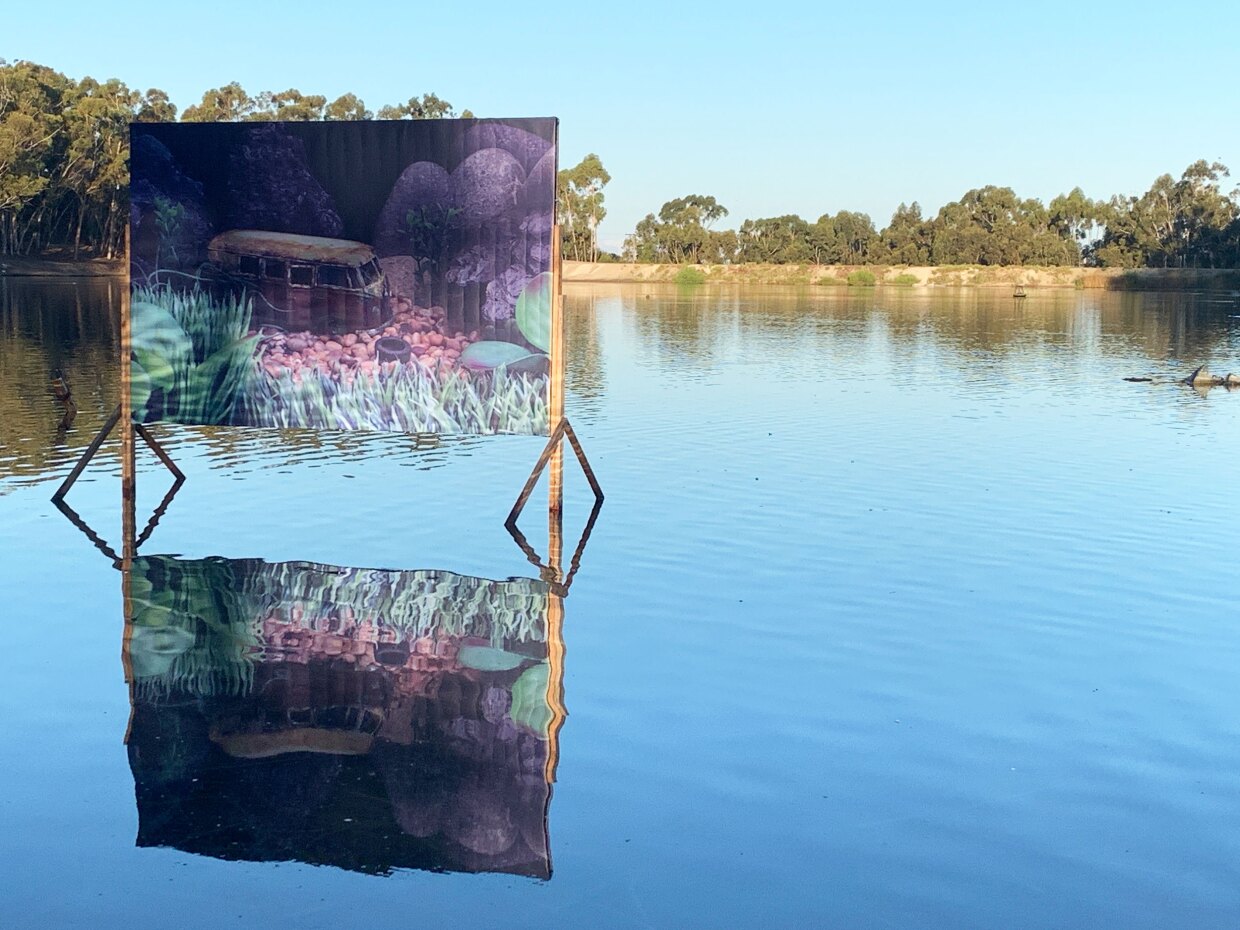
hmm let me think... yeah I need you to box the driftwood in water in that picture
[1123,366,1240,388]
[1183,365,1240,388]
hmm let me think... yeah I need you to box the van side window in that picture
[318,265,350,288]
[289,264,314,287]
[239,255,261,276]
[264,259,286,280]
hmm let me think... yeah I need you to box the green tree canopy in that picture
[624,194,731,263]
[558,153,611,262]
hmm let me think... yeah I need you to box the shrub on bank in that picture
[847,270,877,287]
[674,266,707,285]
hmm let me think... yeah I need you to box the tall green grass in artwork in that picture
[243,364,549,434]
[243,562,551,644]
[130,285,548,433]
[128,557,552,700]
[130,285,261,425]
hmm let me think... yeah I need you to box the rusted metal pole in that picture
[134,424,185,482]
[507,418,567,527]
[562,420,603,503]
[544,481,566,784]
[121,224,136,564]
[50,405,120,503]
[549,225,565,516]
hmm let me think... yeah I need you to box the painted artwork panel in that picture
[125,556,559,877]
[128,119,557,435]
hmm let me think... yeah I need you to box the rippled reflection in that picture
[123,556,564,878]
[568,283,1240,381]
[4,280,1239,493]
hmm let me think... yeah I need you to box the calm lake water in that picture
[2,277,1240,929]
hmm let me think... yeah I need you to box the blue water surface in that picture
[1,280,1239,929]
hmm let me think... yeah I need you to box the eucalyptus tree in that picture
[737,214,812,263]
[625,194,730,263]
[878,202,932,264]
[557,153,611,261]
[376,93,456,120]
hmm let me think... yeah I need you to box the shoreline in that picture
[0,256,125,278]
[564,260,1240,291]
[4,255,1238,292]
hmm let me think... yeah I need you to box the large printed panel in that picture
[129,119,557,434]
[125,556,560,877]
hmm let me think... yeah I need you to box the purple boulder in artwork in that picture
[451,148,526,227]
[464,121,553,174]
[373,160,453,259]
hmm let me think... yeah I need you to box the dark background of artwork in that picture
[130,117,558,343]
[132,118,556,243]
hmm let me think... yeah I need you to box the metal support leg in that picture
[50,407,185,503]
[506,418,603,528]
[51,405,122,503]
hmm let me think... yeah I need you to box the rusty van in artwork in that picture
[206,230,391,332]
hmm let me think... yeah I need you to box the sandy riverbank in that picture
[564,261,1240,291]
[5,255,1236,291]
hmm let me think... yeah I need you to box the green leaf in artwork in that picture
[459,340,548,374]
[457,644,527,672]
[129,360,153,420]
[132,300,192,360]
[515,272,552,352]
[510,662,552,735]
[127,624,196,679]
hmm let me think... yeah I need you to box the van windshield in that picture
[360,261,383,286]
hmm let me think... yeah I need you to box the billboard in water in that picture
[128,119,557,435]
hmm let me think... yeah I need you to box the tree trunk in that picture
[73,207,84,261]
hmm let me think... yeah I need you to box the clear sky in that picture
[6,0,1239,251]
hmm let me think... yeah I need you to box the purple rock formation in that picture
[129,132,214,271]
[483,266,532,322]
[463,122,552,174]
[520,148,556,214]
[445,244,503,287]
[451,148,525,227]
[224,125,342,237]
[373,160,453,258]
[446,782,518,855]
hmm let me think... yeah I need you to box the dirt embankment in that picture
[0,256,125,277]
[564,261,1240,291]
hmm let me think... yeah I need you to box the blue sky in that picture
[6,0,1239,251]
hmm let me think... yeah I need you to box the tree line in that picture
[0,58,467,257]
[614,161,1240,269]
[5,58,1240,270]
